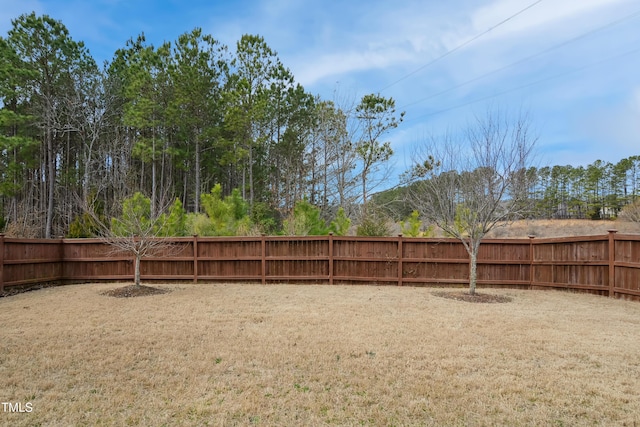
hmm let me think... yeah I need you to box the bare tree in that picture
[305,90,361,218]
[85,192,182,287]
[331,105,359,216]
[619,199,640,223]
[405,108,537,295]
[306,99,356,216]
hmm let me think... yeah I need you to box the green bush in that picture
[68,212,102,238]
[194,185,254,236]
[329,207,351,236]
[282,199,329,236]
[356,209,391,237]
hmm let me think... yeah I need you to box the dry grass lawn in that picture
[1,283,640,426]
[486,218,640,238]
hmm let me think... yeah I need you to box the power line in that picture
[404,45,640,123]
[379,0,544,92]
[400,8,640,110]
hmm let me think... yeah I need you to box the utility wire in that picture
[379,0,544,92]
[404,45,640,123]
[400,8,640,110]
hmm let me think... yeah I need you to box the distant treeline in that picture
[375,157,640,221]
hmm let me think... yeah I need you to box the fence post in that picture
[193,235,199,283]
[608,229,617,298]
[261,234,266,285]
[328,232,334,285]
[397,234,403,286]
[528,235,535,290]
[0,234,4,293]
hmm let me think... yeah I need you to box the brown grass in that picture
[487,218,640,238]
[1,283,640,426]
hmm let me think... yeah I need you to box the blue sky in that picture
[2,0,639,182]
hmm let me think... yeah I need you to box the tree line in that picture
[528,158,640,220]
[0,13,401,238]
[1,13,638,239]
[376,156,640,223]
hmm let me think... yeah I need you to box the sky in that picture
[1,0,639,187]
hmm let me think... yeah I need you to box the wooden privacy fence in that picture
[1,231,639,300]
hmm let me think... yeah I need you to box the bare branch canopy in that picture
[405,107,538,295]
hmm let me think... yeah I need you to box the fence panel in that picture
[401,238,466,285]
[476,239,531,287]
[265,237,328,283]
[63,239,132,281]
[613,234,640,299]
[2,238,63,287]
[333,238,399,284]
[141,239,195,281]
[196,237,262,281]
[531,236,610,295]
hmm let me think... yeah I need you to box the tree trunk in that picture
[134,252,141,287]
[151,132,157,218]
[82,157,90,207]
[45,129,55,239]
[249,144,254,211]
[361,173,368,216]
[469,247,478,296]
[194,132,200,212]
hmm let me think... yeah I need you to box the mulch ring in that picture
[101,284,171,298]
[432,290,512,303]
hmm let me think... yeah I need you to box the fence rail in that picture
[1,231,639,301]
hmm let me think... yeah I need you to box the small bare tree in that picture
[405,108,537,295]
[86,192,183,287]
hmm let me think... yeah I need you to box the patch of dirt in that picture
[432,290,512,303]
[101,284,170,298]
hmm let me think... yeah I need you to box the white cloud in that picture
[293,46,417,87]
[279,0,638,93]
[274,2,462,88]
[468,0,633,41]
